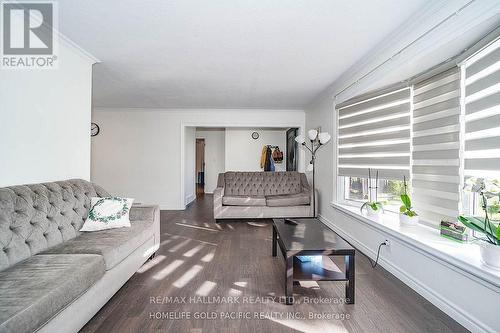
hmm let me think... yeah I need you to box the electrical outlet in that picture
[384,239,390,247]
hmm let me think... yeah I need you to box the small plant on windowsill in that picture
[360,169,384,218]
[399,176,418,226]
[458,177,500,270]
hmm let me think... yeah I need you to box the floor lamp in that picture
[295,129,331,217]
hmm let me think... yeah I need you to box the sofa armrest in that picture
[213,187,224,219]
[129,204,160,222]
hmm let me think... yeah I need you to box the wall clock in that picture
[251,132,259,140]
[91,123,100,137]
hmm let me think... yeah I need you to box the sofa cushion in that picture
[0,179,109,271]
[224,171,302,196]
[266,192,310,207]
[0,254,104,333]
[41,219,154,270]
[222,195,266,206]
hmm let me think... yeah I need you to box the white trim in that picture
[185,193,196,206]
[57,31,100,64]
[319,208,499,333]
[327,0,500,104]
[328,203,500,289]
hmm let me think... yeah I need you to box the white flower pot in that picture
[479,242,500,270]
[399,213,419,226]
[366,206,382,218]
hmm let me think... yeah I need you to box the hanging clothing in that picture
[272,147,283,163]
[260,146,267,169]
[264,146,275,171]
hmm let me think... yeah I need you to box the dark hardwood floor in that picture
[80,195,468,333]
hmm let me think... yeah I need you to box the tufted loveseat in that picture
[0,179,160,333]
[213,171,315,220]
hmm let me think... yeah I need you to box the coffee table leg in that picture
[285,254,293,305]
[272,225,277,257]
[345,254,355,304]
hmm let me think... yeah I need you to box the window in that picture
[412,67,461,226]
[342,176,407,213]
[462,38,500,223]
[335,36,500,227]
[463,177,500,222]
[336,86,412,213]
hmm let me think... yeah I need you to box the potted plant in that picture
[399,176,418,226]
[458,177,500,269]
[360,169,384,217]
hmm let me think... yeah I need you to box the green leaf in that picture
[401,194,411,209]
[458,216,499,243]
[360,202,367,213]
[400,205,406,213]
[375,202,384,211]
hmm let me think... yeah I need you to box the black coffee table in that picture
[272,218,355,305]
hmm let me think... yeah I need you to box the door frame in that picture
[180,122,305,209]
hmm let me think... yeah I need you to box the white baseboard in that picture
[318,213,494,333]
[185,194,196,206]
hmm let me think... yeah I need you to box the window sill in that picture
[330,202,500,289]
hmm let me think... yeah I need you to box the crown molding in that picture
[309,0,500,106]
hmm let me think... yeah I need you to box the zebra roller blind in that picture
[464,38,500,178]
[337,87,411,180]
[412,67,461,225]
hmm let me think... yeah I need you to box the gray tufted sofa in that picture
[0,179,160,333]
[213,171,315,220]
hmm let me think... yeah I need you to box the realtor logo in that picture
[1,1,58,69]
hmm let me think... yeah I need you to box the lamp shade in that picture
[294,135,305,144]
[318,132,331,144]
[308,129,318,140]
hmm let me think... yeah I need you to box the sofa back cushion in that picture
[0,179,109,271]
[224,171,302,197]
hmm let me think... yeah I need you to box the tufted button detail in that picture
[58,226,63,230]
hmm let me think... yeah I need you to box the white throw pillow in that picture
[80,197,134,232]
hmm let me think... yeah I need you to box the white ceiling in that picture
[57,0,430,109]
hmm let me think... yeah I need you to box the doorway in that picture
[195,138,205,196]
[286,128,299,171]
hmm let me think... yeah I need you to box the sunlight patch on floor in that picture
[247,222,267,227]
[176,223,219,232]
[269,317,348,333]
[173,265,203,288]
[137,255,166,273]
[228,288,242,296]
[201,252,215,262]
[168,239,191,252]
[195,281,217,296]
[152,260,184,280]
[183,244,205,257]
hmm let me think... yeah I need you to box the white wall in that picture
[224,128,287,172]
[195,129,225,193]
[184,127,196,205]
[0,42,96,187]
[91,108,305,209]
